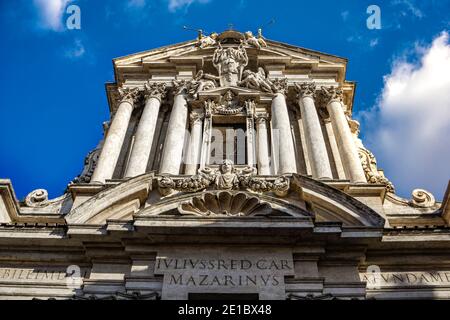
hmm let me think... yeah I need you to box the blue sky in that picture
[0,0,449,201]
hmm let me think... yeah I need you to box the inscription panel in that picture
[155,247,294,300]
[360,271,450,288]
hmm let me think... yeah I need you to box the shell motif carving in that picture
[25,189,49,207]
[178,191,272,217]
[409,189,436,208]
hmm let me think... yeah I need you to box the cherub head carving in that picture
[220,159,234,174]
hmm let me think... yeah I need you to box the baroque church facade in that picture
[1,30,449,300]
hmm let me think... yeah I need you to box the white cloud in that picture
[65,39,85,59]
[167,0,210,12]
[392,0,424,19]
[33,0,72,31]
[361,31,450,200]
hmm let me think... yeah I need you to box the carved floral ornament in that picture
[157,160,290,197]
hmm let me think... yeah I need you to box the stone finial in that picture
[143,81,167,102]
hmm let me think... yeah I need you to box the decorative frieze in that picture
[158,160,289,196]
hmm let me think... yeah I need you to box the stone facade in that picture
[1,30,450,300]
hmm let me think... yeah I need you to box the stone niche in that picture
[154,246,294,300]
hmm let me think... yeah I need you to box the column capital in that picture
[294,82,316,99]
[271,78,289,96]
[189,111,204,127]
[172,79,189,96]
[117,86,141,106]
[255,113,269,125]
[318,86,344,105]
[143,81,167,102]
[244,99,256,117]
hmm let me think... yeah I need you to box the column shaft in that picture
[125,97,161,178]
[256,117,271,175]
[299,95,333,179]
[159,94,189,174]
[91,100,134,183]
[327,100,366,183]
[185,113,204,175]
[271,93,297,174]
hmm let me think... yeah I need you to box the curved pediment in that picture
[63,170,385,231]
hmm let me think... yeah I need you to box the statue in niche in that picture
[213,43,248,86]
[188,70,220,98]
[239,67,275,93]
[243,31,267,49]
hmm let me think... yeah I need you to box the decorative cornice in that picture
[143,81,166,102]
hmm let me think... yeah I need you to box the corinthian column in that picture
[91,87,139,183]
[185,111,204,175]
[271,79,297,174]
[256,115,271,175]
[159,82,189,175]
[321,86,366,183]
[125,82,166,178]
[295,83,333,180]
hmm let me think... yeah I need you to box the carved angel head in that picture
[220,159,234,174]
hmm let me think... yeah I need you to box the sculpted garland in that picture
[158,160,290,197]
